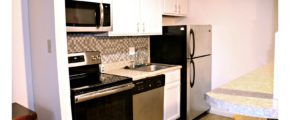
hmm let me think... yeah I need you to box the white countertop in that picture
[101,61,182,80]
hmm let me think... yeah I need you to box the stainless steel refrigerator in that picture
[150,25,212,120]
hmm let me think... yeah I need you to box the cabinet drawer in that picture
[165,70,180,84]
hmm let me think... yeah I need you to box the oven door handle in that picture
[75,83,135,103]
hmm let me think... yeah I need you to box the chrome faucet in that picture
[129,60,135,68]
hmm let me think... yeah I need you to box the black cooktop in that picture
[68,52,133,95]
[70,72,132,95]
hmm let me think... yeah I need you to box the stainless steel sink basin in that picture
[125,63,174,72]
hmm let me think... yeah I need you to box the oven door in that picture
[71,84,134,120]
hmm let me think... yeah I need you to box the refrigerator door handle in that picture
[190,59,195,88]
[189,29,195,58]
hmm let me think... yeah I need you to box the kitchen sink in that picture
[125,63,174,72]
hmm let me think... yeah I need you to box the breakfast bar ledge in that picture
[206,64,278,119]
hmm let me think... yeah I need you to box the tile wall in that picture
[67,33,150,64]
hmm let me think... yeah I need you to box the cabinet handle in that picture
[142,23,145,32]
[137,23,139,32]
[174,4,177,13]
[178,4,181,13]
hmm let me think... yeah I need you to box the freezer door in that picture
[186,56,211,120]
[150,25,187,65]
[187,25,212,58]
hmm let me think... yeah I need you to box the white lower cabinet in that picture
[164,70,181,120]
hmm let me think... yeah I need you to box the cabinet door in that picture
[165,70,180,84]
[139,0,162,35]
[164,81,180,120]
[163,0,187,16]
[178,0,187,16]
[163,0,176,15]
[109,0,140,36]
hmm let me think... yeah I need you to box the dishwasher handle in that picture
[75,83,135,103]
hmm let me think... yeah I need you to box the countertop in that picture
[101,61,182,80]
[12,103,37,120]
[206,64,277,119]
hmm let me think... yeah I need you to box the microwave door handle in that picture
[99,3,104,27]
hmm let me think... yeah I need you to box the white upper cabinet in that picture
[163,0,176,14]
[139,0,162,35]
[163,0,187,16]
[109,0,162,36]
[178,0,187,15]
[109,0,140,36]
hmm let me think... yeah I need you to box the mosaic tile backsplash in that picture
[67,33,150,64]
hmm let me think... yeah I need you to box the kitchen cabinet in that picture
[109,0,162,36]
[164,69,181,120]
[163,0,187,16]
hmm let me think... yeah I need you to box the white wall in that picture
[29,0,72,119]
[13,0,72,119]
[1,1,12,119]
[12,0,34,109]
[275,0,290,119]
[163,0,277,89]
[53,0,73,119]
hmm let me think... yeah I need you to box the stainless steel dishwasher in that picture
[132,74,165,120]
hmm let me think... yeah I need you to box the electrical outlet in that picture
[129,47,135,55]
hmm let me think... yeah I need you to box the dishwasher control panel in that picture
[133,74,165,94]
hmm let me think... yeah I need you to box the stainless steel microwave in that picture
[65,0,112,32]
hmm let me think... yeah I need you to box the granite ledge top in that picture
[206,64,277,119]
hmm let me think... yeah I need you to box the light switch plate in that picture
[129,47,135,55]
[99,64,105,73]
[47,39,52,53]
